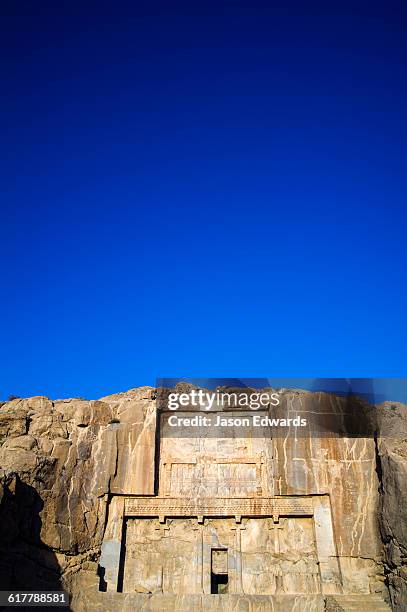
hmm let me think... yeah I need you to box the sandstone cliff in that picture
[0,388,405,611]
[376,403,407,610]
[0,387,155,599]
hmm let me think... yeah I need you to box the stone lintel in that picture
[124,496,314,518]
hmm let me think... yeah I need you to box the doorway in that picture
[211,548,228,594]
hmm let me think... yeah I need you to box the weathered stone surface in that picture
[376,402,407,611]
[0,387,404,611]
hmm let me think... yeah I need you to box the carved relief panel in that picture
[121,516,321,595]
[158,420,274,497]
[241,517,321,594]
[122,518,199,594]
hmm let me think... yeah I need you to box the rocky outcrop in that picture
[376,403,407,610]
[0,388,405,611]
[0,388,155,596]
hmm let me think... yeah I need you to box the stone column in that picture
[230,518,246,593]
[191,519,204,594]
[202,525,212,595]
[268,516,284,593]
[99,496,125,592]
[313,495,342,594]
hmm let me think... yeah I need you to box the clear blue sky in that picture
[1,2,406,400]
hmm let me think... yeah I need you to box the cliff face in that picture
[0,388,405,611]
[0,388,155,596]
[376,406,407,610]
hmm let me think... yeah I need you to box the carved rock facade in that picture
[0,387,404,611]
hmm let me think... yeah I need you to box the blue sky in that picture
[1,2,407,400]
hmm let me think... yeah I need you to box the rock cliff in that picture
[0,388,155,599]
[376,404,407,610]
[0,388,405,611]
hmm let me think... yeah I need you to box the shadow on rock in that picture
[310,378,378,438]
[0,474,72,610]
